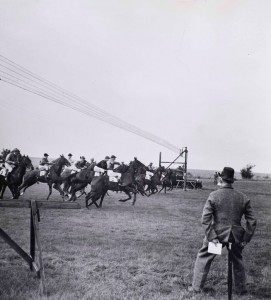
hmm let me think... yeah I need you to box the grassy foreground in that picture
[0,179,270,300]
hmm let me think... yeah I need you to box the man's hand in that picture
[211,239,219,244]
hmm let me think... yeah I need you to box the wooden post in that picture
[159,152,161,167]
[31,200,46,295]
[183,147,188,191]
[0,200,80,296]
[30,205,35,271]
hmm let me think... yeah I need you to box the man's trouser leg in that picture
[192,237,216,291]
[231,244,246,293]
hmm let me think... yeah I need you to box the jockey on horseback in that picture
[107,155,121,182]
[89,158,96,169]
[94,156,110,176]
[66,153,79,173]
[96,156,110,170]
[147,162,155,171]
[2,148,22,179]
[146,162,155,180]
[39,153,51,177]
[75,156,88,171]
[68,153,74,165]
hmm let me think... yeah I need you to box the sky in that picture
[0,0,271,173]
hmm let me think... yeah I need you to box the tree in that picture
[240,164,255,179]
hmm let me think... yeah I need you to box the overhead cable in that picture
[0,54,180,153]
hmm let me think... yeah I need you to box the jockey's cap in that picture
[44,153,49,156]
[111,155,117,159]
[12,148,19,152]
[105,156,110,159]
[81,156,86,160]
[68,153,72,157]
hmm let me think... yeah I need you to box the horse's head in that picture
[155,166,165,174]
[24,155,34,170]
[56,154,71,167]
[130,158,147,171]
[114,164,129,173]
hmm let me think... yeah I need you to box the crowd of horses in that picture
[0,151,201,208]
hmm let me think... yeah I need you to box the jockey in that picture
[39,153,51,177]
[89,158,96,169]
[146,162,155,180]
[108,155,120,170]
[75,156,88,171]
[94,156,110,176]
[147,162,155,171]
[96,156,110,170]
[67,153,74,165]
[64,153,79,173]
[3,148,21,178]
[107,155,121,181]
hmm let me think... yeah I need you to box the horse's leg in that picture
[19,176,38,196]
[12,186,20,199]
[62,181,71,199]
[90,194,100,208]
[47,183,53,200]
[99,190,108,208]
[85,192,91,208]
[132,192,137,205]
[119,189,132,202]
[0,181,6,199]
[0,183,7,199]
[158,185,164,193]
[52,182,65,200]
[85,191,100,208]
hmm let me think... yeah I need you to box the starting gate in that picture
[159,147,188,190]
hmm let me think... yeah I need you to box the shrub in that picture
[240,164,255,179]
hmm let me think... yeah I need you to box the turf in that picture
[0,179,270,299]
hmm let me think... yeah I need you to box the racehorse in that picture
[145,166,165,195]
[159,169,174,193]
[62,164,96,202]
[85,158,147,208]
[0,155,34,199]
[18,155,70,200]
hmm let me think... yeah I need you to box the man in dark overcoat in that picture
[190,167,257,295]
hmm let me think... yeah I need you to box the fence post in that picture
[183,147,188,191]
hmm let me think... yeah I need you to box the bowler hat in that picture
[12,148,19,152]
[105,156,110,159]
[44,153,49,157]
[218,167,235,183]
[111,155,116,159]
[68,153,72,157]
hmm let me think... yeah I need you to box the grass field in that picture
[0,179,270,300]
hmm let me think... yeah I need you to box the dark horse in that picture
[145,166,165,195]
[0,155,33,199]
[62,164,96,202]
[85,158,147,208]
[159,169,174,193]
[19,155,70,200]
